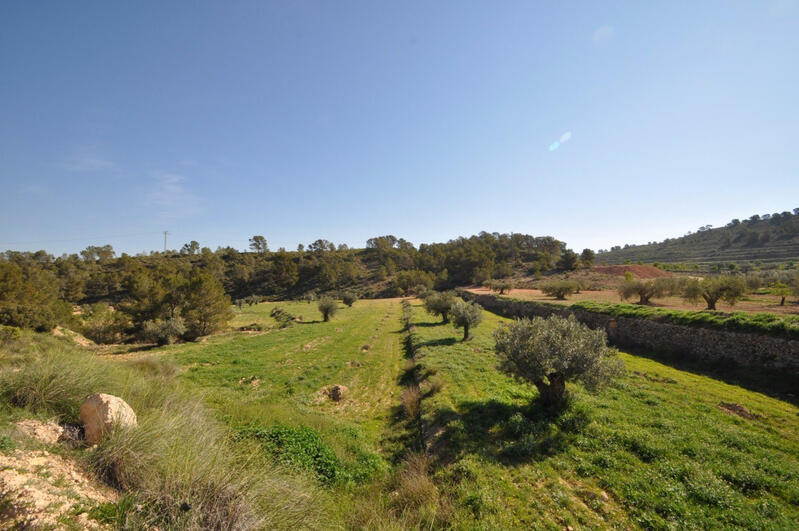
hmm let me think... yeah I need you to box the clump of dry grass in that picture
[401,386,422,420]
[127,357,179,378]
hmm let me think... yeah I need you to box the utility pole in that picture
[163,231,169,252]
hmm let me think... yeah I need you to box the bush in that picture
[141,317,186,345]
[270,307,295,328]
[540,281,579,300]
[0,324,21,343]
[402,385,422,419]
[341,291,358,307]
[450,299,483,340]
[318,298,338,322]
[494,315,623,407]
[237,424,344,484]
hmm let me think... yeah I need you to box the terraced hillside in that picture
[598,211,799,266]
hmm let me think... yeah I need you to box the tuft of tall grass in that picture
[401,386,422,420]
[0,335,331,529]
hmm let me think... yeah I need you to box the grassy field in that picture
[3,298,798,529]
[406,300,799,529]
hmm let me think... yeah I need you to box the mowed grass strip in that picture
[407,300,799,529]
[154,299,405,476]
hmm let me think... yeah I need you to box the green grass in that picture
[406,300,799,529]
[3,299,798,529]
[476,291,799,339]
[572,300,799,339]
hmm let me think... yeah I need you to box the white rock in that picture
[79,393,137,444]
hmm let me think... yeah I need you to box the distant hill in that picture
[597,209,799,267]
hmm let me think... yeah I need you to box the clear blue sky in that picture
[1,1,797,255]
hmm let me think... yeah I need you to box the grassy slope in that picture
[597,215,799,266]
[408,300,799,529]
[149,299,407,521]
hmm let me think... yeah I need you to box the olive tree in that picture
[682,276,746,310]
[540,281,578,300]
[617,279,665,305]
[318,298,338,322]
[494,315,623,407]
[341,291,358,307]
[450,299,483,340]
[424,291,456,323]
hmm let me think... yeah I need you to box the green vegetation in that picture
[541,280,579,300]
[423,290,456,323]
[494,315,623,406]
[572,301,799,339]
[404,301,799,528]
[341,291,358,307]
[317,297,338,321]
[450,299,483,340]
[0,333,329,529]
[682,276,747,310]
[598,209,799,266]
[1,297,798,528]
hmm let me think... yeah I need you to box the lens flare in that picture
[549,141,560,151]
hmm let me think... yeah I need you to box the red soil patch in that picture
[591,265,671,279]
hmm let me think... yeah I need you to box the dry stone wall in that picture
[458,291,799,373]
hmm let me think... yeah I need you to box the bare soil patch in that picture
[0,449,117,529]
[718,402,763,421]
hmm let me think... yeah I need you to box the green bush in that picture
[238,424,343,484]
[341,291,358,307]
[81,303,132,344]
[0,324,21,343]
[141,317,186,345]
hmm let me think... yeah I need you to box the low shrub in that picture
[81,303,131,344]
[237,424,343,484]
[141,317,186,345]
[270,307,295,328]
[0,324,21,344]
[541,281,579,300]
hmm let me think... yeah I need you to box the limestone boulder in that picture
[79,393,137,444]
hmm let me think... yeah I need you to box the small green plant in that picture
[238,424,343,483]
[270,307,295,328]
[0,435,16,452]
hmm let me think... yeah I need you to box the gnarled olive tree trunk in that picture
[534,373,566,407]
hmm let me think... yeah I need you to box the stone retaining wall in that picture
[458,291,799,372]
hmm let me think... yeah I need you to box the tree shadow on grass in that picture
[427,398,589,466]
[418,337,457,349]
[410,321,446,328]
[625,345,799,407]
